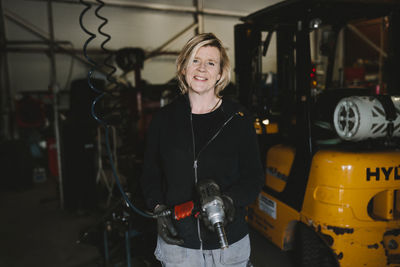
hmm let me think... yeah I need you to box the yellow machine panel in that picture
[248,192,300,250]
[248,149,400,267]
[301,150,400,267]
[265,145,295,193]
[302,150,400,223]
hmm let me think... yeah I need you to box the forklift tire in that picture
[292,222,339,267]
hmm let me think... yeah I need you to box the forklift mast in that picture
[234,23,261,110]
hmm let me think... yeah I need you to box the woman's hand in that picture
[154,204,184,245]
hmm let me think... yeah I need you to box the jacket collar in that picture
[178,93,241,118]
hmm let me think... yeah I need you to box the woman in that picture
[141,32,264,267]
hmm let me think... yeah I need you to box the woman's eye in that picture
[193,59,199,63]
[208,62,215,66]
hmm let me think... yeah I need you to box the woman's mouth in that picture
[194,75,207,81]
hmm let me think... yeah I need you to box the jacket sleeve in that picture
[140,111,165,210]
[225,114,264,207]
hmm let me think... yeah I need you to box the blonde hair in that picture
[176,33,231,97]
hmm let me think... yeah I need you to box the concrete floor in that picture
[0,178,293,267]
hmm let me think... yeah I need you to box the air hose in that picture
[79,0,153,219]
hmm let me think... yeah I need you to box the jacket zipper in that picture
[189,110,239,250]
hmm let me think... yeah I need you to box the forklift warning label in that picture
[259,194,277,220]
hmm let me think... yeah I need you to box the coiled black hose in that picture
[94,0,117,84]
[79,0,153,219]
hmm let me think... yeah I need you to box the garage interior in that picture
[1,0,399,267]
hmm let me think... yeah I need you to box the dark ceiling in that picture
[242,0,400,30]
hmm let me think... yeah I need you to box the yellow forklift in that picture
[234,0,400,266]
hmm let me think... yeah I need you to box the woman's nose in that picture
[197,62,206,71]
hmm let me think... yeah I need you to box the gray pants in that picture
[154,234,252,267]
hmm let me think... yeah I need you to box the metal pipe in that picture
[125,230,132,267]
[6,40,72,45]
[47,0,64,210]
[5,9,49,39]
[4,9,84,61]
[4,8,179,60]
[0,0,14,140]
[378,18,384,85]
[27,0,247,18]
[2,46,180,56]
[196,0,204,34]
[4,8,110,73]
[147,22,197,59]
[347,24,388,58]
[47,0,56,83]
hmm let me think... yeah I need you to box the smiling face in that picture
[184,46,221,97]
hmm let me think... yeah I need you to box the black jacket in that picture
[140,94,264,249]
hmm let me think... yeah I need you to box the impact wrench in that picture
[156,180,229,249]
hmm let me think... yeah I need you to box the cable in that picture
[94,0,117,85]
[79,1,101,92]
[79,0,106,125]
[104,126,154,218]
[79,0,154,219]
